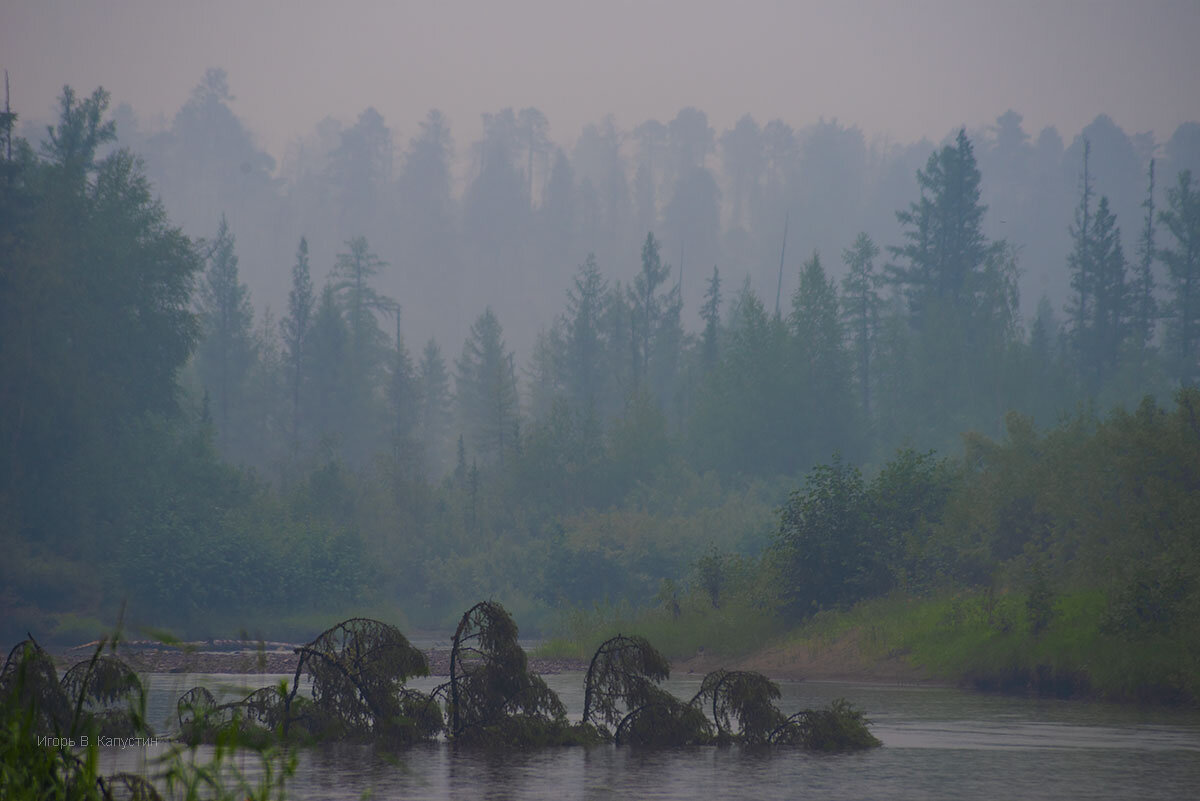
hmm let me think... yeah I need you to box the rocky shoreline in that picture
[55,642,587,676]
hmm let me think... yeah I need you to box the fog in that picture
[4,0,1199,359]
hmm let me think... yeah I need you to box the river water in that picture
[101,671,1200,800]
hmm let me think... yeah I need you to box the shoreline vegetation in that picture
[3,608,882,799]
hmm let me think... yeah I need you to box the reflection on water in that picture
[106,673,1200,800]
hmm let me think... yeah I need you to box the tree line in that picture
[1,84,1197,639]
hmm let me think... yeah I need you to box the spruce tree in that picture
[1159,170,1200,384]
[280,236,314,451]
[417,339,453,477]
[197,214,255,446]
[629,233,672,390]
[887,129,1000,324]
[564,254,608,410]
[700,266,722,371]
[1132,160,1158,355]
[456,308,519,464]
[841,232,882,418]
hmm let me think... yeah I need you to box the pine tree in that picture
[887,129,1001,324]
[700,266,722,371]
[1087,196,1131,387]
[1159,169,1200,384]
[331,236,396,459]
[280,236,314,451]
[197,214,255,446]
[629,232,672,390]
[306,283,351,446]
[791,252,855,462]
[1066,137,1130,390]
[331,235,396,388]
[417,339,453,477]
[841,233,882,418]
[389,312,419,473]
[1066,138,1096,363]
[1132,160,1158,355]
[456,308,519,464]
[564,254,608,410]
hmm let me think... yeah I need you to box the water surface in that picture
[106,672,1200,800]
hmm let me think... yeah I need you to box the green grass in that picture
[543,589,1199,704]
[781,590,1198,703]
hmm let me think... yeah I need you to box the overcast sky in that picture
[4,0,1199,158]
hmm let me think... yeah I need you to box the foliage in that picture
[614,687,713,746]
[1,629,294,800]
[1158,169,1200,384]
[581,634,670,735]
[445,602,569,745]
[285,617,436,743]
[770,698,881,750]
[690,669,783,744]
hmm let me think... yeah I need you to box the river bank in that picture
[54,641,588,676]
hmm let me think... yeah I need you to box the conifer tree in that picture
[281,236,314,451]
[1132,160,1158,355]
[629,233,672,390]
[1159,169,1200,384]
[456,308,519,464]
[700,266,722,371]
[564,254,608,410]
[887,129,1001,324]
[791,252,855,462]
[417,339,453,477]
[197,214,255,446]
[841,233,882,418]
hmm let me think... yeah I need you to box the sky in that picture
[4,0,1199,160]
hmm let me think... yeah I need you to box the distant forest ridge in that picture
[15,68,1199,362]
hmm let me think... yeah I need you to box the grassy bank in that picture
[542,590,1199,705]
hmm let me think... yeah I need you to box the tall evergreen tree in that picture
[331,236,396,378]
[280,236,314,451]
[1132,160,1158,355]
[456,308,519,464]
[700,266,722,371]
[417,339,453,477]
[841,232,882,418]
[1159,169,1200,384]
[1066,140,1131,389]
[331,236,396,457]
[564,254,608,410]
[1087,196,1131,386]
[197,214,255,446]
[1066,138,1096,360]
[306,283,351,446]
[887,129,1001,324]
[1,86,201,552]
[388,312,419,473]
[527,322,566,420]
[791,252,855,463]
[629,232,672,391]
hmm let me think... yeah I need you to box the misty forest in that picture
[2,69,1199,706]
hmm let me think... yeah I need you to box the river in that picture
[99,671,1200,800]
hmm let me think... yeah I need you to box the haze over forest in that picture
[1,0,1199,707]
[5,0,1200,361]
